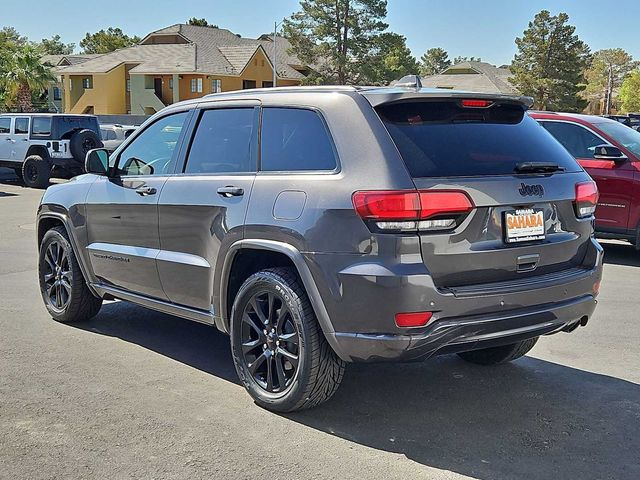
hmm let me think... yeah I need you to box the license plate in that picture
[504,208,545,243]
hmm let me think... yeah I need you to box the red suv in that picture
[531,112,640,247]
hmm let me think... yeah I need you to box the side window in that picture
[541,122,603,159]
[101,129,117,140]
[261,108,337,171]
[184,108,255,174]
[117,111,189,176]
[14,118,29,134]
[0,118,10,134]
[32,117,52,136]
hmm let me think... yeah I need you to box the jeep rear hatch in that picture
[369,95,596,289]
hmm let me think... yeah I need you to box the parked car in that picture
[36,86,603,412]
[604,114,640,131]
[531,111,640,247]
[100,124,138,153]
[0,113,102,188]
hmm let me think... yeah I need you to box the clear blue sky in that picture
[4,0,639,65]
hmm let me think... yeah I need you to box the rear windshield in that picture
[376,101,581,177]
[52,116,100,139]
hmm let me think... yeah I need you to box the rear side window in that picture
[14,118,29,134]
[32,117,52,136]
[376,101,581,177]
[101,129,117,140]
[185,108,255,174]
[0,118,10,134]
[540,121,603,159]
[261,108,337,171]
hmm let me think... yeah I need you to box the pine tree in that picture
[283,0,389,85]
[419,48,450,76]
[510,10,590,112]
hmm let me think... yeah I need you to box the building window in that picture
[82,77,92,89]
[126,79,131,92]
[191,78,203,93]
[211,79,221,93]
[169,78,173,89]
[53,87,61,101]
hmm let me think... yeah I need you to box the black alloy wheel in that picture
[42,240,72,312]
[240,290,301,393]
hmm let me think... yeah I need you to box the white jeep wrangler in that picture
[0,114,102,188]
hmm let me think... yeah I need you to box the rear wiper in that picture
[514,162,564,174]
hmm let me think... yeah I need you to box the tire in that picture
[69,129,102,163]
[22,155,51,189]
[457,337,539,365]
[230,268,345,412]
[38,226,102,323]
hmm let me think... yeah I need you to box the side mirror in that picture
[593,144,627,163]
[85,148,109,175]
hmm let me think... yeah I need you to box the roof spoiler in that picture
[364,88,534,110]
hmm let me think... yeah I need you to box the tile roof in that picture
[218,45,264,72]
[55,44,196,74]
[420,61,516,94]
[55,23,307,79]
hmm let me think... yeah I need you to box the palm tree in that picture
[2,45,55,112]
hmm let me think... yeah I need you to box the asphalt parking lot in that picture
[1,168,639,480]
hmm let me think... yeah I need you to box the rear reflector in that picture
[461,99,493,108]
[575,181,599,218]
[395,312,434,328]
[353,190,474,232]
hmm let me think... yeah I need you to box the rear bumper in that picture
[307,238,603,362]
[327,294,596,362]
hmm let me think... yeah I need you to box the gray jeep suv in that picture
[36,86,603,412]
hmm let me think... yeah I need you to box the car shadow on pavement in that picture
[74,300,240,385]
[287,356,640,480]
[601,240,640,267]
[76,301,640,480]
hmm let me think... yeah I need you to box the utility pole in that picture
[272,21,279,87]
[605,64,613,115]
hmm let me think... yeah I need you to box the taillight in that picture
[352,190,474,233]
[575,181,599,218]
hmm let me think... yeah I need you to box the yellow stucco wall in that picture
[60,47,302,114]
[65,64,127,114]
[178,49,301,99]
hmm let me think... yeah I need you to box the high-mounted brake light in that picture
[575,181,599,218]
[461,99,493,108]
[352,190,474,233]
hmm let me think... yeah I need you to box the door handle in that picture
[217,186,244,197]
[135,186,157,196]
